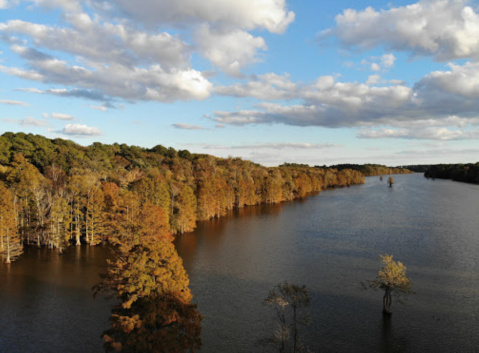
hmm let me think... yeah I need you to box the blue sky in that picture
[1,0,479,166]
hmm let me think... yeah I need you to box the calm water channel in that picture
[1,174,479,352]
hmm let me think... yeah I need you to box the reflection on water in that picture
[175,174,479,352]
[0,245,114,353]
[2,175,479,352]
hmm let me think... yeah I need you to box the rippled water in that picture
[175,174,479,352]
[1,174,479,352]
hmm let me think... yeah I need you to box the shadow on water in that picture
[3,174,479,352]
[175,174,479,352]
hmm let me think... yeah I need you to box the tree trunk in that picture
[383,288,392,315]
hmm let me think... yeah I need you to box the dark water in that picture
[2,174,479,352]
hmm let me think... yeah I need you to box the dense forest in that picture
[399,165,431,173]
[0,132,367,262]
[328,164,413,176]
[424,163,479,184]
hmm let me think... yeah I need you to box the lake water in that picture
[2,174,479,352]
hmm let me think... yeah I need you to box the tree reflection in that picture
[104,293,202,353]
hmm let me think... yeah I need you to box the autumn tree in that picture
[263,282,311,353]
[0,183,23,263]
[387,176,394,187]
[95,197,202,352]
[366,254,414,315]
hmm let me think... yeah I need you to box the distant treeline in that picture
[424,163,479,184]
[398,165,430,173]
[327,164,413,176]
[0,132,366,262]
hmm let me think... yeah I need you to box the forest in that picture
[0,132,368,262]
[328,164,413,176]
[424,163,479,184]
[0,132,415,351]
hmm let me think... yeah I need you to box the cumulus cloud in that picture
[365,74,381,85]
[212,61,479,132]
[3,116,48,126]
[88,0,295,33]
[320,0,479,61]
[381,53,396,68]
[1,17,191,70]
[1,0,295,92]
[0,99,29,106]
[172,123,205,130]
[60,123,102,136]
[215,73,297,100]
[194,25,267,76]
[4,56,212,102]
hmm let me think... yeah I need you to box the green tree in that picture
[366,254,414,315]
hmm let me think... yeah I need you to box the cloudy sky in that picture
[1,0,479,166]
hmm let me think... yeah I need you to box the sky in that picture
[1,0,479,166]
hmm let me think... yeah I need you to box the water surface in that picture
[2,174,479,352]
[175,174,479,352]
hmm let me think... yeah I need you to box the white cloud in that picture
[195,25,267,76]
[1,18,190,70]
[4,57,212,102]
[212,61,479,131]
[3,116,48,126]
[201,142,339,149]
[320,0,479,61]
[89,0,295,33]
[60,123,102,136]
[358,127,479,140]
[366,74,381,85]
[0,0,19,9]
[370,63,381,71]
[89,104,107,112]
[0,99,29,106]
[50,112,74,120]
[172,123,205,130]
[214,73,296,100]
[381,53,396,68]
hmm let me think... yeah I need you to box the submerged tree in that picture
[366,254,413,315]
[0,183,23,263]
[263,282,311,353]
[387,176,394,187]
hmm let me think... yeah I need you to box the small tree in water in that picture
[367,254,413,315]
[387,176,394,187]
[263,281,311,353]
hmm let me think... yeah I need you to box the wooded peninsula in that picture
[0,132,417,261]
[0,132,417,351]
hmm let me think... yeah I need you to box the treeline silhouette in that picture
[399,165,430,173]
[327,164,413,176]
[0,132,366,259]
[424,163,479,184]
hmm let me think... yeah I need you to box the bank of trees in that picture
[424,163,479,184]
[329,164,413,176]
[0,133,366,262]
